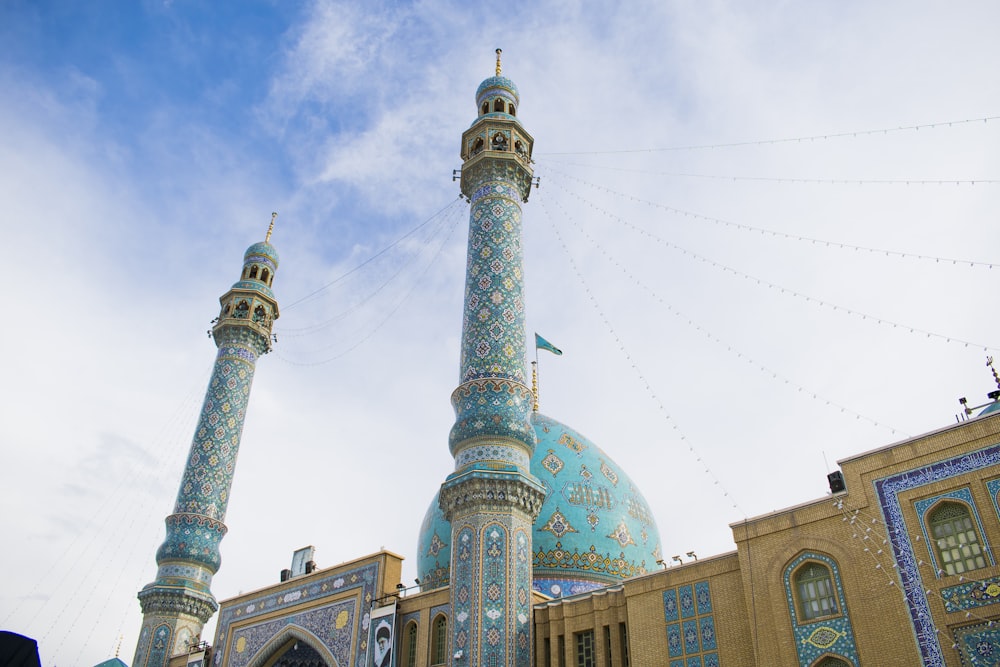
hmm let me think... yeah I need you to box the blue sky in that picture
[2,1,1000,665]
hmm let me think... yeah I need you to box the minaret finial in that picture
[265,211,277,244]
[988,356,1000,391]
[495,48,502,76]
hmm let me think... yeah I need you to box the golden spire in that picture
[495,48,503,76]
[265,211,277,244]
[531,360,539,412]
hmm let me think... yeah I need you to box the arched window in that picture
[482,102,489,115]
[430,614,447,666]
[813,657,851,667]
[509,104,516,116]
[402,620,417,667]
[928,501,986,575]
[249,265,259,279]
[794,561,838,621]
[261,268,270,284]
[494,99,505,113]
[472,137,484,156]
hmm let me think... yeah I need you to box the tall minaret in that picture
[439,51,545,667]
[133,217,281,667]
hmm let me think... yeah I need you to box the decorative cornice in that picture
[137,586,218,623]
[439,472,545,521]
[460,154,533,202]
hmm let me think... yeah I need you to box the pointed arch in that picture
[245,624,338,667]
[810,654,853,667]
[430,613,448,666]
[402,619,418,667]
[926,499,986,575]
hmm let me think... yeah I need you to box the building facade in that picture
[136,59,1000,667]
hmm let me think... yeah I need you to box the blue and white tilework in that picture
[985,477,1000,521]
[663,581,718,667]
[213,560,379,667]
[782,552,858,666]
[953,621,1000,665]
[136,238,279,667]
[941,575,1000,613]
[420,413,663,596]
[874,443,1000,667]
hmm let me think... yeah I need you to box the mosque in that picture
[126,52,1000,667]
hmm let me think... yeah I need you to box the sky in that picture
[1,1,999,665]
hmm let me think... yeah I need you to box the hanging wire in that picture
[8,371,209,659]
[545,166,999,270]
[281,196,465,311]
[539,114,1000,156]
[277,200,464,337]
[538,194,742,514]
[538,158,998,187]
[542,187,909,437]
[275,202,463,366]
[833,497,1000,662]
[545,174,999,353]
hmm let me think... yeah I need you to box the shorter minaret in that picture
[133,217,280,667]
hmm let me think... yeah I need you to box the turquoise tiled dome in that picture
[476,75,519,106]
[244,241,279,267]
[418,413,662,597]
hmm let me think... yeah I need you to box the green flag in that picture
[535,333,563,356]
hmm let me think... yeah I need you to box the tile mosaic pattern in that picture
[459,184,528,386]
[514,528,531,666]
[419,414,663,596]
[663,580,719,667]
[782,552,858,666]
[941,575,1000,613]
[137,240,279,667]
[213,560,379,667]
[452,525,475,662]
[953,621,1000,665]
[874,443,1000,667]
[914,487,993,576]
[986,477,1000,520]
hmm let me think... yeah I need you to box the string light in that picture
[538,195,742,514]
[538,114,1000,156]
[545,167,998,270]
[275,205,463,367]
[539,185,908,435]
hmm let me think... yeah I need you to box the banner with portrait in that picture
[367,602,396,667]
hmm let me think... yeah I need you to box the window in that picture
[249,265,259,279]
[602,626,611,667]
[795,562,838,621]
[482,102,489,115]
[509,104,515,116]
[542,637,551,667]
[494,99,504,113]
[558,635,566,667]
[929,501,986,575]
[618,623,629,667]
[575,631,594,667]
[403,620,417,667]
[261,268,270,284]
[430,614,447,666]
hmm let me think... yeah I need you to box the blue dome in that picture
[418,413,662,597]
[979,401,1000,416]
[476,75,519,107]
[245,241,279,268]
